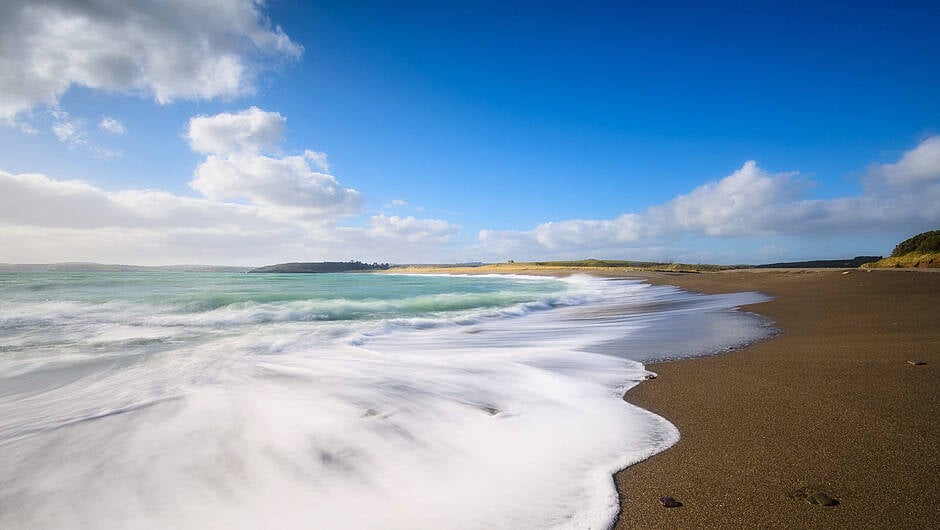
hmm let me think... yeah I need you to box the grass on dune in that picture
[863,252,940,269]
[863,229,940,269]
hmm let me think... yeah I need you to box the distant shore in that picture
[393,266,940,527]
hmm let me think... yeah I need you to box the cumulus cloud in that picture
[191,154,362,216]
[647,161,802,236]
[871,135,940,187]
[369,215,459,243]
[0,108,462,264]
[98,117,126,135]
[187,107,285,155]
[477,136,940,261]
[186,108,361,217]
[498,161,804,254]
[0,0,302,121]
[0,168,460,265]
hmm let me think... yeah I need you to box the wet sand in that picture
[613,269,940,529]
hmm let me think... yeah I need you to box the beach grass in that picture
[862,252,940,269]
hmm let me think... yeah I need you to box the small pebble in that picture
[659,496,682,508]
[806,491,839,507]
[907,360,926,366]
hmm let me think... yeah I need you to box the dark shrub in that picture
[892,230,940,257]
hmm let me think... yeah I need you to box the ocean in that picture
[0,272,772,529]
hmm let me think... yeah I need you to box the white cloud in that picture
[186,108,361,217]
[382,198,425,212]
[4,122,937,265]
[51,119,80,144]
[98,117,126,135]
[0,0,302,121]
[0,169,458,265]
[0,108,461,265]
[304,150,330,172]
[530,215,643,250]
[368,214,458,243]
[648,161,801,236]
[514,162,801,253]
[0,170,277,230]
[50,110,121,159]
[476,136,940,261]
[187,107,285,155]
[191,153,362,216]
[871,135,940,187]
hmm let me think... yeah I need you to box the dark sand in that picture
[613,269,940,529]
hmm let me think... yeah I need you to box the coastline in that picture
[388,266,939,528]
[613,269,940,529]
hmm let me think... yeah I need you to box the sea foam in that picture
[0,272,771,529]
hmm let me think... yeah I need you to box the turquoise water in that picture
[0,272,771,530]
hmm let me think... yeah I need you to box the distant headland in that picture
[248,261,391,273]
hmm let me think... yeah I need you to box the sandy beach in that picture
[613,269,940,529]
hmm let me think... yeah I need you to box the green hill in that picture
[863,230,940,269]
[890,230,940,256]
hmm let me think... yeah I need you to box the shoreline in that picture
[613,268,939,528]
[388,266,939,528]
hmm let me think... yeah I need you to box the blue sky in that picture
[1,0,939,265]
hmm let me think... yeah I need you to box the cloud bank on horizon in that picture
[0,1,938,265]
[0,105,461,265]
[3,131,937,264]
[480,137,940,261]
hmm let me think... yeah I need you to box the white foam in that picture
[0,274,769,529]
